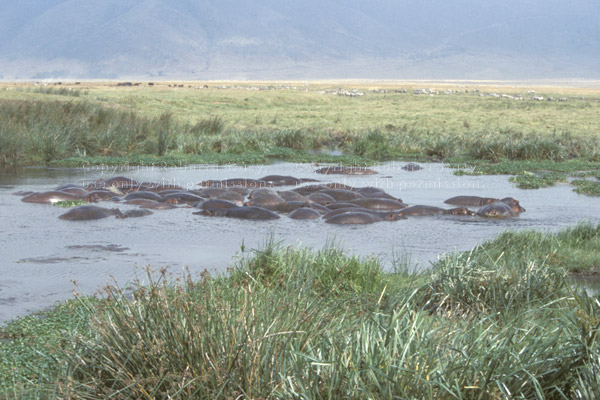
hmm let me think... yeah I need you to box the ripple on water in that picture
[1,162,600,323]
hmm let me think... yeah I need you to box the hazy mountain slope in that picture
[0,0,598,79]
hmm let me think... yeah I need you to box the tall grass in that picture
[2,97,600,166]
[3,225,600,399]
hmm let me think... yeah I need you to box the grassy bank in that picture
[2,223,600,399]
[1,82,600,168]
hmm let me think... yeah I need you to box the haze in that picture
[0,0,598,80]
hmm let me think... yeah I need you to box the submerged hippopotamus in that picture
[402,163,423,171]
[116,209,154,219]
[477,202,519,218]
[349,198,407,210]
[58,186,89,197]
[245,189,285,207]
[258,175,319,186]
[499,197,526,213]
[58,205,121,221]
[292,185,329,196]
[444,196,498,207]
[161,192,204,205]
[277,190,311,202]
[315,166,377,175]
[199,178,272,188]
[85,190,115,202]
[198,206,280,220]
[317,189,365,201]
[307,192,336,205]
[264,201,313,213]
[123,191,164,202]
[325,211,403,225]
[22,191,83,204]
[399,205,476,216]
[195,199,239,211]
[288,208,321,219]
[445,196,525,213]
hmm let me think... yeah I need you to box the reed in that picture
[2,224,600,399]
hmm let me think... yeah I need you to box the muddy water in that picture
[1,162,599,323]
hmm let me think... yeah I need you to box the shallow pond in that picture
[1,162,599,323]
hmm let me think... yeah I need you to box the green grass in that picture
[571,179,600,196]
[52,200,89,207]
[1,83,599,167]
[2,224,600,398]
[509,172,567,189]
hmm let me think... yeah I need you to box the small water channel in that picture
[1,162,599,323]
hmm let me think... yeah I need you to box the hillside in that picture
[0,0,598,79]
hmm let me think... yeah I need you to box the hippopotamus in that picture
[264,201,312,213]
[315,166,377,175]
[139,183,185,193]
[124,199,161,206]
[292,185,329,195]
[325,202,362,210]
[402,163,423,171]
[322,207,374,219]
[477,202,519,218]
[59,187,90,197]
[399,205,447,216]
[55,183,85,191]
[58,205,121,221]
[325,211,403,225]
[499,197,526,213]
[258,175,319,186]
[199,178,272,188]
[116,209,154,219]
[277,190,311,202]
[245,190,285,207]
[194,199,239,210]
[444,196,498,207]
[85,190,115,202]
[322,207,405,220]
[22,191,83,204]
[288,208,321,219]
[323,183,356,190]
[139,202,176,210]
[161,192,204,205]
[226,187,250,196]
[399,205,476,216]
[446,207,477,216]
[95,176,139,190]
[198,188,227,198]
[317,189,365,201]
[349,198,407,210]
[356,187,385,196]
[199,206,280,220]
[123,191,164,202]
[355,187,400,201]
[308,192,336,205]
[214,191,245,205]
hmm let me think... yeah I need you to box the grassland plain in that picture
[1,80,600,194]
[1,223,600,399]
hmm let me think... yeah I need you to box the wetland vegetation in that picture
[2,80,599,194]
[2,81,600,398]
[1,224,599,399]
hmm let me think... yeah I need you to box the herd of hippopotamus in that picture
[14,166,526,224]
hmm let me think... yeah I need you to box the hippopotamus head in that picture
[446,207,476,216]
[382,211,407,221]
[500,197,525,213]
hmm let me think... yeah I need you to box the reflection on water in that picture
[1,162,600,323]
[571,275,600,297]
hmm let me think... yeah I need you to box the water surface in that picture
[1,162,599,323]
